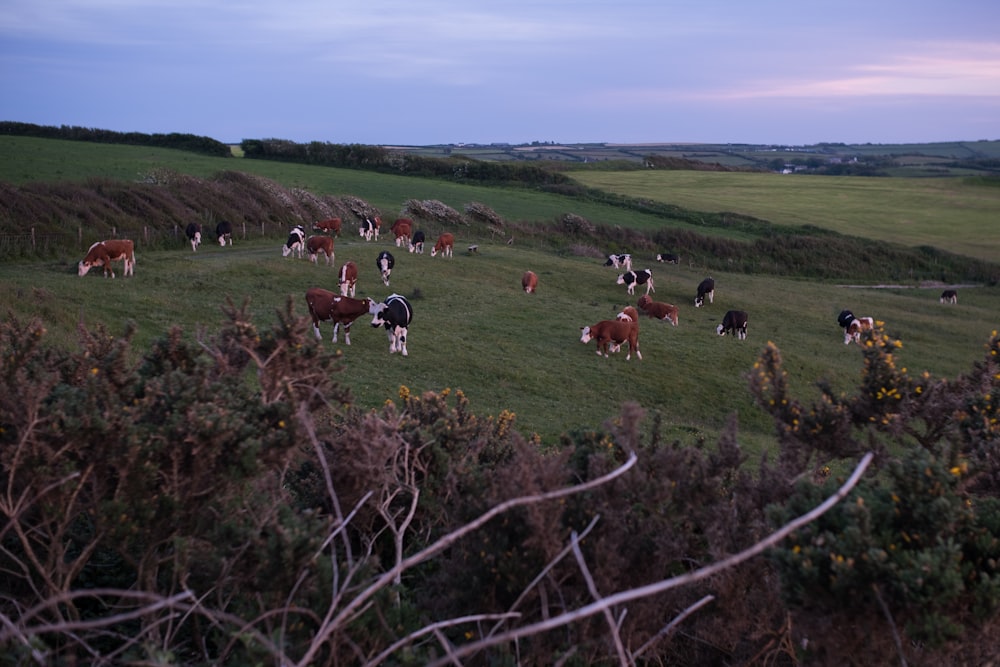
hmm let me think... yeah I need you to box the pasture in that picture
[571,169,1000,263]
[2,234,996,456]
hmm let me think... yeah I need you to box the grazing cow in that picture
[185,222,202,252]
[717,310,749,340]
[390,218,413,248]
[305,288,372,345]
[940,289,958,304]
[617,269,654,296]
[78,239,135,278]
[522,270,538,294]
[338,260,358,297]
[656,252,680,264]
[306,235,335,266]
[313,217,342,236]
[580,318,642,360]
[376,250,395,286]
[837,309,856,330]
[637,294,679,326]
[843,316,875,345]
[431,232,455,258]
[360,216,381,241]
[604,253,633,272]
[282,225,306,258]
[695,277,715,307]
[370,293,413,356]
[409,230,426,254]
[215,220,233,246]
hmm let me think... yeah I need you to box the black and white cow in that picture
[940,289,958,304]
[282,225,306,258]
[604,253,632,272]
[695,277,715,307]
[656,252,679,264]
[837,309,856,330]
[370,293,413,356]
[376,250,395,286]
[216,220,233,246]
[360,217,381,242]
[617,269,654,295]
[185,222,202,252]
[409,230,426,253]
[717,310,749,340]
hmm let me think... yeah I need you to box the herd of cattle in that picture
[77,219,961,359]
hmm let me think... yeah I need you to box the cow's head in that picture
[77,261,92,277]
[716,323,726,336]
[580,326,593,344]
[369,301,388,328]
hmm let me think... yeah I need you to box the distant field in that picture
[571,170,1000,263]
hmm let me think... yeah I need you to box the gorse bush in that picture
[3,298,1000,664]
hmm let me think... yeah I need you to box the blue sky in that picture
[2,1,999,146]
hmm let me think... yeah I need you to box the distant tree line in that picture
[0,121,232,157]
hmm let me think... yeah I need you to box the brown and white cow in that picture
[940,289,958,304]
[306,235,335,266]
[843,316,875,345]
[338,261,358,297]
[522,270,538,294]
[617,269,654,296]
[390,218,413,248]
[313,217,342,235]
[305,288,373,345]
[431,232,454,258]
[78,239,136,278]
[580,317,642,360]
[717,310,749,340]
[637,294,679,326]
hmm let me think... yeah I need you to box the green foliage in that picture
[0,120,231,157]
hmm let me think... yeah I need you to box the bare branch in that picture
[571,530,628,666]
[368,613,521,667]
[632,594,715,660]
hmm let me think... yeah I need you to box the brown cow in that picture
[305,289,373,345]
[580,318,641,360]
[78,239,135,278]
[306,235,335,266]
[637,294,679,326]
[843,316,874,345]
[521,270,538,293]
[338,260,358,297]
[390,218,413,248]
[313,217,342,235]
[431,232,454,258]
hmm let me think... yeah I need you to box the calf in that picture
[580,318,642,360]
[637,294,679,326]
[940,289,958,304]
[390,218,413,248]
[604,253,632,272]
[522,270,538,294]
[617,269,654,296]
[843,316,875,345]
[431,232,455,258]
[409,230,426,253]
[376,250,395,286]
[306,235,335,266]
[359,216,381,241]
[281,225,306,258]
[695,277,715,307]
[313,217,341,235]
[305,289,373,345]
[78,239,136,278]
[338,260,358,297]
[215,220,233,246]
[656,252,679,264]
[185,222,202,252]
[370,293,413,356]
[717,310,749,340]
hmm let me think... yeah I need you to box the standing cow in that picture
[409,230,426,253]
[338,261,358,297]
[216,220,233,246]
[305,288,372,345]
[313,217,342,236]
[376,250,395,286]
[604,253,633,272]
[522,270,538,294]
[370,293,413,356]
[717,310,749,340]
[580,318,642,360]
[617,269,654,296]
[431,233,454,258]
[282,225,306,258]
[185,222,202,252]
[940,289,958,304]
[360,216,381,241]
[306,235,335,266]
[391,218,413,248]
[78,239,136,278]
[695,278,715,307]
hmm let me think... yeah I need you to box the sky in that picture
[2,1,999,146]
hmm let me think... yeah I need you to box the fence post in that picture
[31,227,36,251]
[79,226,83,248]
